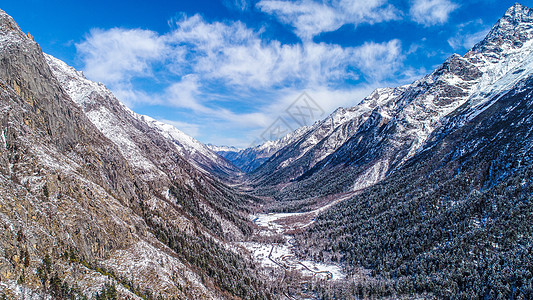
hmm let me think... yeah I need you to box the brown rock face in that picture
[0,8,266,299]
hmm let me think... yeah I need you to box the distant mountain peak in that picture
[246,2,533,199]
[472,3,533,54]
[501,3,533,30]
[505,3,531,18]
[0,8,9,19]
[207,144,243,152]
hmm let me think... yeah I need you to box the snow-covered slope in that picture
[300,7,533,292]
[302,70,533,300]
[45,54,241,179]
[429,3,533,138]
[137,114,242,178]
[249,85,408,185]
[250,3,533,201]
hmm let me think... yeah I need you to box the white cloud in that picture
[352,40,404,81]
[165,75,206,111]
[78,14,406,93]
[76,14,410,145]
[76,28,166,83]
[166,15,406,87]
[271,86,377,119]
[410,0,458,26]
[448,29,489,51]
[112,84,159,107]
[257,0,400,40]
[163,79,272,128]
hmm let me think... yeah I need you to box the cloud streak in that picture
[410,0,459,26]
[257,0,400,40]
[447,19,490,51]
[77,14,407,91]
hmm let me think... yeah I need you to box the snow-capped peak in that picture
[248,4,533,193]
[472,3,533,54]
[208,144,243,153]
[0,9,39,51]
[138,114,217,160]
[504,3,532,21]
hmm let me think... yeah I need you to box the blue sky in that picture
[2,0,530,147]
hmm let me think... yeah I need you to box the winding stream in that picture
[239,192,356,284]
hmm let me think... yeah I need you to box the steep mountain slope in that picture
[295,4,533,298]
[45,55,242,181]
[249,86,407,185]
[0,9,268,299]
[250,3,533,205]
[139,115,243,179]
[300,66,533,300]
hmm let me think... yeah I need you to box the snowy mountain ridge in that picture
[45,54,241,179]
[1,4,533,299]
[247,3,533,199]
[208,144,242,152]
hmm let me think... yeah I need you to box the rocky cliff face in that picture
[0,9,266,299]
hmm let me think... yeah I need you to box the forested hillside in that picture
[298,74,533,299]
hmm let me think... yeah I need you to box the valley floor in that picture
[237,192,357,298]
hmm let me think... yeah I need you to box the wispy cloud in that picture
[223,0,250,11]
[257,0,400,40]
[164,75,206,111]
[352,40,404,81]
[410,0,459,26]
[448,19,491,51]
[77,14,407,91]
[163,14,406,88]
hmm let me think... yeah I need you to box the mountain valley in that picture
[1,3,533,299]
